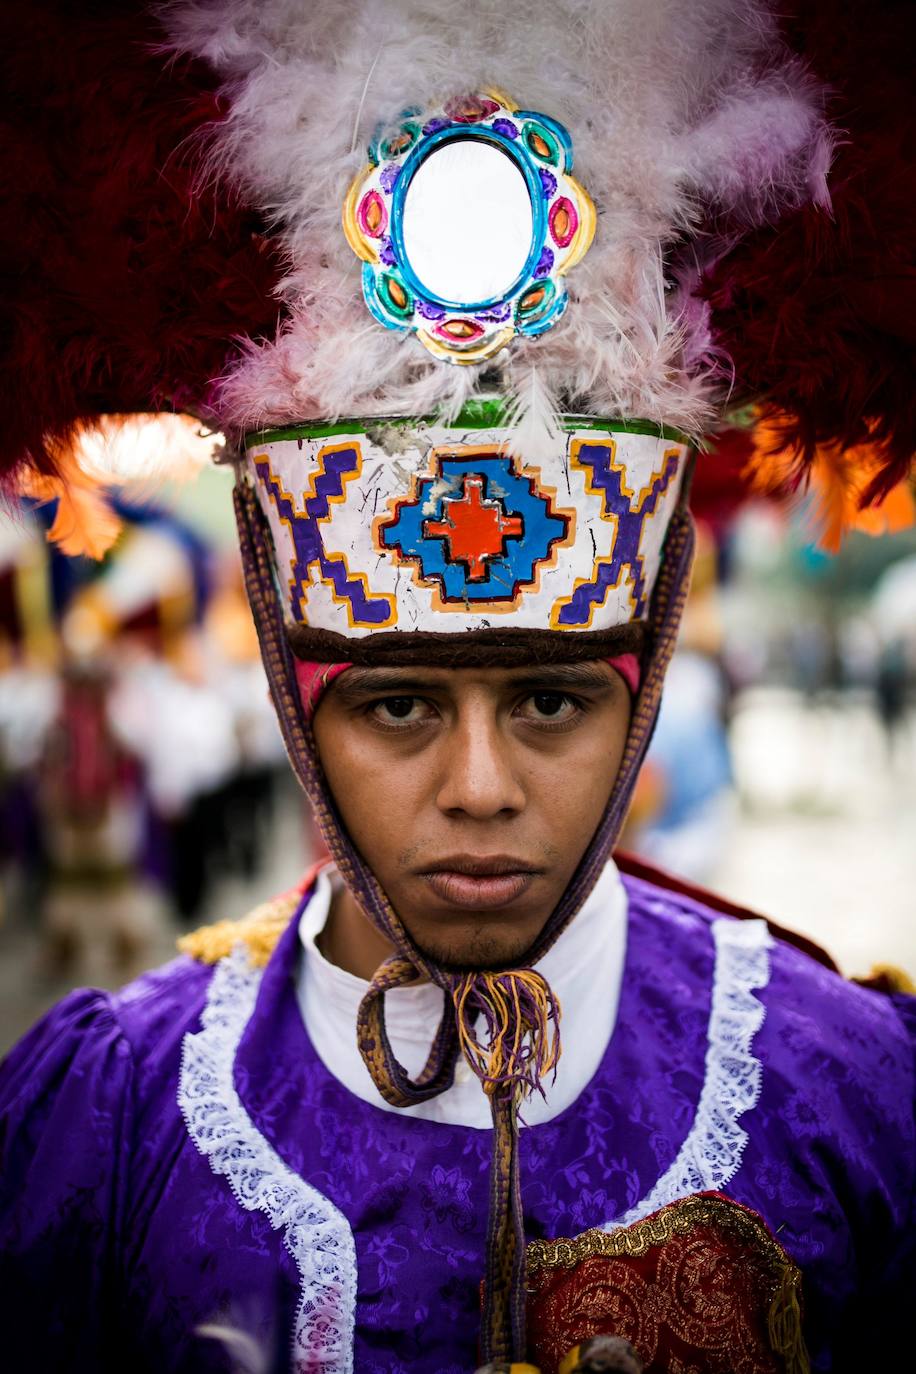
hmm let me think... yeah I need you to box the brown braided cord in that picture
[233,480,315,793]
[479,503,694,1363]
[485,1088,526,1363]
[233,469,696,1364]
[357,956,460,1105]
[235,474,466,1097]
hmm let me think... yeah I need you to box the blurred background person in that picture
[0,477,303,1046]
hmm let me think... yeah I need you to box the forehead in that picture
[329,660,619,697]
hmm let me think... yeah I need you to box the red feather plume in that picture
[0,0,284,490]
[3,0,913,544]
[702,0,916,505]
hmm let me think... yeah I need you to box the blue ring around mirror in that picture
[361,263,409,331]
[389,126,545,313]
[518,286,569,337]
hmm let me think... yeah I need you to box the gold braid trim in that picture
[528,1194,791,1270]
[527,1194,810,1374]
[177,890,303,968]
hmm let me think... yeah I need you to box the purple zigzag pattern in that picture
[556,445,681,625]
[255,449,392,626]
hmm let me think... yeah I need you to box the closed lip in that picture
[418,859,540,911]
[418,856,540,877]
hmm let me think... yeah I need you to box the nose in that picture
[435,698,526,820]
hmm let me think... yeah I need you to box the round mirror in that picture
[401,140,534,305]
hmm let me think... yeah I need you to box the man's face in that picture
[312,661,631,969]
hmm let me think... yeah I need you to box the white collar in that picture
[296,859,628,1128]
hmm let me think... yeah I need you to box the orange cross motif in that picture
[424,475,524,580]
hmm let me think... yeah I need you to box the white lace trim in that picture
[603,916,772,1230]
[179,944,357,1373]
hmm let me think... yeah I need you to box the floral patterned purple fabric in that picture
[0,874,913,1372]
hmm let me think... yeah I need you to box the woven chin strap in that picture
[233,469,695,1365]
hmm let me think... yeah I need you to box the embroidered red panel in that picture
[525,1192,806,1374]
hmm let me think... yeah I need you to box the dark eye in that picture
[369,696,435,728]
[533,692,566,716]
[516,691,580,725]
[383,696,415,718]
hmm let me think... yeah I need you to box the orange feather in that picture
[747,418,915,553]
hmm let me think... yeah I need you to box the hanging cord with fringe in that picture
[455,969,561,1363]
[453,969,561,1101]
[357,964,561,1364]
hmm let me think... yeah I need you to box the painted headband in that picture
[245,407,689,651]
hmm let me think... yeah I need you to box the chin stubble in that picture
[416,926,536,972]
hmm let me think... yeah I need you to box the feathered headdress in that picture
[4,2,911,539]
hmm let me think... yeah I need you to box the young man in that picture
[1,2,913,1371]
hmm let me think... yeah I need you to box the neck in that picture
[317,881,398,980]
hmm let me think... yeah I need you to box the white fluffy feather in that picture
[157,0,829,438]
[74,413,223,481]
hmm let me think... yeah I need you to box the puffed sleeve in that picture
[838,989,916,1366]
[881,992,916,1296]
[0,988,135,1371]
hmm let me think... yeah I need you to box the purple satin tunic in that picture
[1,873,913,1372]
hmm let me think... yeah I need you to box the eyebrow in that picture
[331,661,620,700]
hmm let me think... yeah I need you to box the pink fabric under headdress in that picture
[294,654,641,717]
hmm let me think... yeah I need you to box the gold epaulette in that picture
[861,963,916,995]
[177,889,303,967]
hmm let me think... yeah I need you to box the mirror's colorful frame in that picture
[342,90,596,365]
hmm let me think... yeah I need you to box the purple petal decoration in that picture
[417,300,447,320]
[475,302,511,322]
[379,239,397,267]
[539,168,558,198]
[379,165,401,194]
[491,119,519,139]
[422,117,450,136]
[534,247,555,278]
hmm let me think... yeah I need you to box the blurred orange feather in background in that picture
[747,416,916,554]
